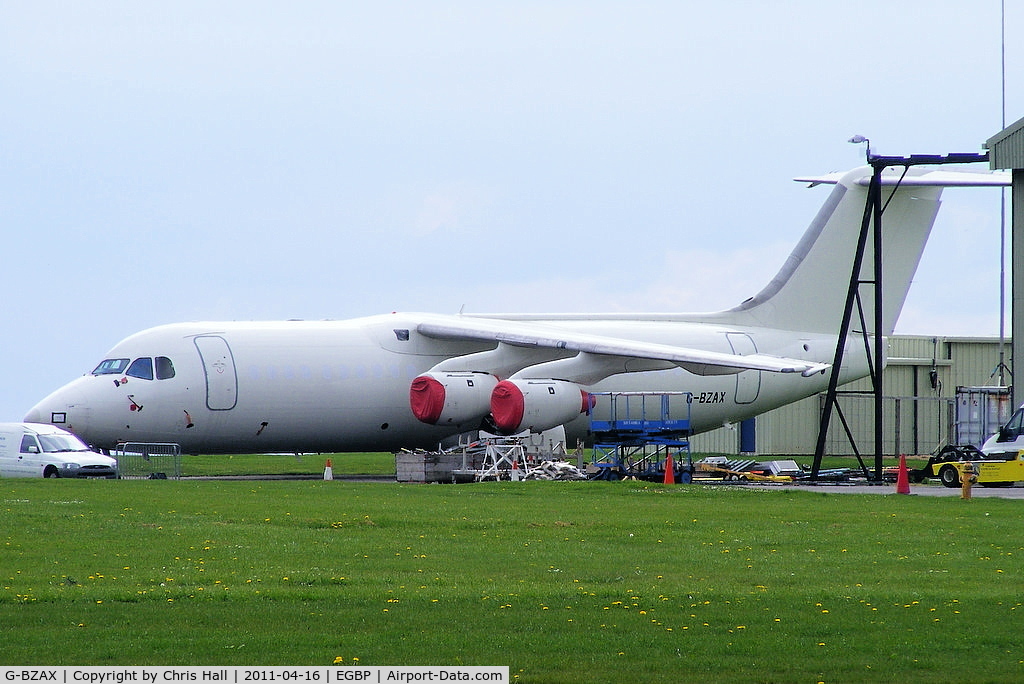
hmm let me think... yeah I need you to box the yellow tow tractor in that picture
[918,444,1024,488]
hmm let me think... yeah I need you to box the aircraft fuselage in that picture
[26,313,864,454]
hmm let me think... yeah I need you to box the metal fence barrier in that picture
[114,442,182,479]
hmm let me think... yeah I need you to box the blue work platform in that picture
[588,392,693,482]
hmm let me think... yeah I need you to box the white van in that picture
[0,423,118,478]
[981,403,1024,458]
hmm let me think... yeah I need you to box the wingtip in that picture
[802,363,831,377]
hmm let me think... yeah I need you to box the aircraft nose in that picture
[24,380,83,426]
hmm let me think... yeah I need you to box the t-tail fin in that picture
[709,165,1007,335]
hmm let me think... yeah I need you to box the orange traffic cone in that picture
[663,452,675,485]
[895,454,910,494]
[323,458,334,481]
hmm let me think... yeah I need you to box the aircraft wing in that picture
[417,316,830,378]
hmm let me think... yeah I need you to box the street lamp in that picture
[848,135,871,161]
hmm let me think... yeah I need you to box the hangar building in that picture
[987,115,1024,408]
[691,335,1009,457]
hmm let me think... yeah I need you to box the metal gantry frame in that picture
[811,152,991,481]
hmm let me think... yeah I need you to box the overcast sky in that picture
[2,2,1021,421]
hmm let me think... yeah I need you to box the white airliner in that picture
[24,165,1007,454]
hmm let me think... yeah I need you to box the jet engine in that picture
[409,371,498,426]
[489,379,594,434]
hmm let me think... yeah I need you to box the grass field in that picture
[2,476,1020,682]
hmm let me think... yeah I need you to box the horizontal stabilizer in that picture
[796,166,1010,188]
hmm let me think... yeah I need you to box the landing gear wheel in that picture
[938,464,960,488]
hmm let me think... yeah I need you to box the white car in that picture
[0,423,118,478]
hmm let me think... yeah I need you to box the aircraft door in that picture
[726,333,760,404]
[194,336,238,410]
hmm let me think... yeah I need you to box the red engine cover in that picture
[409,375,446,424]
[490,379,592,434]
[409,372,497,426]
[489,381,527,433]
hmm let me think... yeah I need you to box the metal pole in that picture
[872,161,884,481]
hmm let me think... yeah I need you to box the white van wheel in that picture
[43,465,60,478]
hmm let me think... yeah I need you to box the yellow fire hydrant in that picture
[961,460,978,500]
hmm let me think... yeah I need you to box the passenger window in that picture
[92,358,130,375]
[155,356,175,380]
[20,436,39,454]
[126,357,154,380]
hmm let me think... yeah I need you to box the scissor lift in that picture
[588,392,693,482]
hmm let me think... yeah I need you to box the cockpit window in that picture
[155,356,175,380]
[126,357,154,380]
[92,358,130,375]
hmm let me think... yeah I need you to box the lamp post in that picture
[849,135,871,161]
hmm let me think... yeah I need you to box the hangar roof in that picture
[987,115,1024,170]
